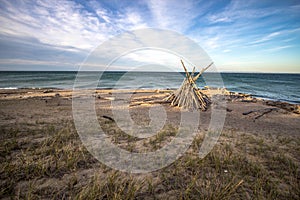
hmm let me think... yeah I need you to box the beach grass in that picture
[1,120,299,199]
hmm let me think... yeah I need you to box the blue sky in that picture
[0,0,299,72]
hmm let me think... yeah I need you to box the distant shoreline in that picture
[0,87,299,105]
[1,72,299,104]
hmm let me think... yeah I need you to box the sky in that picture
[0,0,299,72]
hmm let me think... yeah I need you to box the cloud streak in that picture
[0,0,150,51]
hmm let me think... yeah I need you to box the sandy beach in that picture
[0,88,299,199]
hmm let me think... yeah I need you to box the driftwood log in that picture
[165,60,213,111]
[243,107,279,120]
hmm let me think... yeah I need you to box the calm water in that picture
[0,71,299,104]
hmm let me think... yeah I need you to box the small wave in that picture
[252,94,300,104]
[0,87,18,89]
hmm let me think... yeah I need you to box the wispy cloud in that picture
[222,49,231,53]
[0,0,149,51]
[146,0,194,31]
[249,31,281,45]
[205,0,289,25]
[145,0,214,33]
[0,58,76,66]
[265,45,293,53]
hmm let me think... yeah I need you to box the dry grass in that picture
[0,120,299,199]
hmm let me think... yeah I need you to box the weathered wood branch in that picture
[180,59,195,84]
[191,67,196,76]
[193,62,213,81]
[254,108,278,120]
[242,107,279,120]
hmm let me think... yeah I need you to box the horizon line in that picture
[0,70,300,74]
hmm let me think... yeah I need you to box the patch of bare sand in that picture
[0,88,299,135]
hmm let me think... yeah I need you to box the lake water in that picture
[0,71,299,104]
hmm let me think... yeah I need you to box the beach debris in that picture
[165,60,212,111]
[243,107,279,120]
[43,89,53,93]
[264,100,300,114]
[226,108,233,112]
[96,95,115,101]
[227,92,256,102]
[241,97,257,103]
[104,97,115,101]
[102,115,115,122]
[130,100,168,107]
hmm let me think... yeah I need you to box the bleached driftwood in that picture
[165,60,212,111]
[243,107,279,120]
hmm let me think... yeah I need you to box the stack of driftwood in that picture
[165,60,213,111]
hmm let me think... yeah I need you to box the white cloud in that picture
[204,36,220,50]
[81,28,213,72]
[0,0,149,52]
[145,0,209,33]
[265,45,293,52]
[0,58,76,66]
[249,31,281,45]
[122,49,181,67]
[116,10,148,30]
[222,49,231,53]
[208,16,231,23]
[206,1,282,24]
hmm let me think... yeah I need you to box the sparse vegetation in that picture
[0,89,299,199]
[1,120,299,199]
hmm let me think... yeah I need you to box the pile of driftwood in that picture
[165,60,213,111]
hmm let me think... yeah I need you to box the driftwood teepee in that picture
[165,60,213,111]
